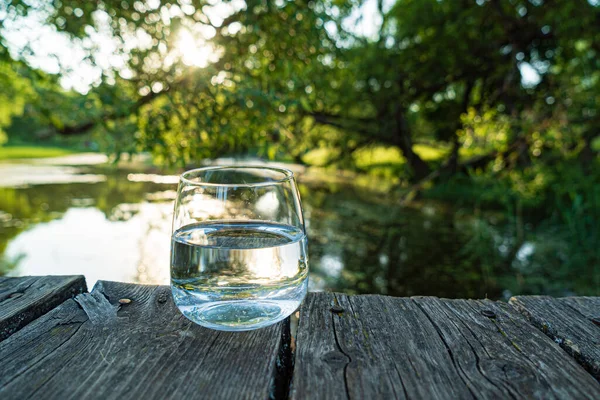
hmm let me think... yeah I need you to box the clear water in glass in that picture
[170,166,308,331]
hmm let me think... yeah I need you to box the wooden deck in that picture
[1,276,599,399]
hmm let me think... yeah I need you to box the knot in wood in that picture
[330,305,344,314]
[591,317,600,327]
[501,363,531,381]
[157,292,169,304]
[481,309,496,319]
[321,350,350,367]
[9,292,23,299]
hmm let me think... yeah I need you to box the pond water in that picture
[0,156,582,299]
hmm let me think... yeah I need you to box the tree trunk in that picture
[579,131,596,172]
[448,80,475,174]
[393,104,430,181]
[448,134,460,174]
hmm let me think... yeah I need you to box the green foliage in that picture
[423,155,600,296]
[0,146,75,160]
[0,0,597,187]
[458,108,511,154]
[0,62,33,144]
[0,0,598,290]
[0,0,597,175]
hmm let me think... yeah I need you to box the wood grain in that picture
[0,275,86,341]
[0,280,289,400]
[291,292,600,399]
[510,296,600,381]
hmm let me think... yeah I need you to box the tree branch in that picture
[54,87,166,136]
[399,136,529,204]
[308,111,378,137]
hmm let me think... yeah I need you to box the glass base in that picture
[177,300,300,331]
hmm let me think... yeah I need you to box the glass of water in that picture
[170,166,308,331]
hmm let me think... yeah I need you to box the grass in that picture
[299,144,451,181]
[353,145,448,168]
[0,146,77,160]
[353,146,404,169]
[302,147,339,166]
[301,143,502,182]
[303,143,498,170]
[303,144,449,168]
[414,144,448,161]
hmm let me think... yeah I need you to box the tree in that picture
[0,0,598,181]
[0,62,32,144]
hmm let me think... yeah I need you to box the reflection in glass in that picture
[170,166,308,331]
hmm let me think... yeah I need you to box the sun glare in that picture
[177,30,219,68]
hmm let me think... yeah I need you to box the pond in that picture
[0,155,586,299]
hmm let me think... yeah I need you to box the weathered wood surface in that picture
[0,280,289,400]
[3,277,600,400]
[510,296,600,381]
[0,275,86,341]
[291,292,600,399]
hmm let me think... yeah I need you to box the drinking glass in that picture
[170,166,308,331]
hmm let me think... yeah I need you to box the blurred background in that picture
[0,0,598,299]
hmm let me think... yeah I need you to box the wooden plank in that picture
[0,281,290,400]
[0,275,87,341]
[510,296,600,381]
[291,293,600,400]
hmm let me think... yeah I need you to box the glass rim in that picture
[179,165,295,188]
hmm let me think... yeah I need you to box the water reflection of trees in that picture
[0,169,177,274]
[306,185,500,299]
[1,171,598,298]
[306,182,579,300]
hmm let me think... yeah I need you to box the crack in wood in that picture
[392,364,409,400]
[293,293,600,399]
[452,302,518,400]
[4,279,600,399]
[270,317,294,400]
[332,294,353,400]
[510,296,600,382]
[413,299,477,400]
[1,280,286,399]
